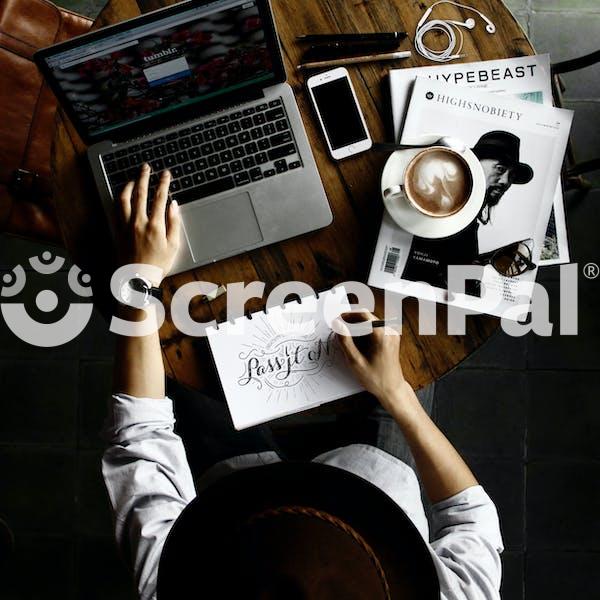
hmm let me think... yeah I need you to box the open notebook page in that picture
[207,287,363,430]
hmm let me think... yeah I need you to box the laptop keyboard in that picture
[101,98,302,206]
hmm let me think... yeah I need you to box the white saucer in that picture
[381,134,486,239]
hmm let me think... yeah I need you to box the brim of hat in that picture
[157,461,440,600]
[511,162,534,185]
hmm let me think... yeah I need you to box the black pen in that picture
[302,40,401,59]
[297,32,407,44]
[371,317,402,329]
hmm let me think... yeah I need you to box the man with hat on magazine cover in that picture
[103,164,504,599]
[472,131,534,227]
[401,130,534,291]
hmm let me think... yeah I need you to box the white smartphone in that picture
[307,67,372,161]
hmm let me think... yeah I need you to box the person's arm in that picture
[336,313,503,600]
[382,388,479,504]
[336,311,477,504]
[112,163,180,399]
[102,165,195,600]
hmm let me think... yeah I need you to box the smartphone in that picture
[307,67,372,161]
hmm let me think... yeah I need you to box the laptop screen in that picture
[42,0,277,138]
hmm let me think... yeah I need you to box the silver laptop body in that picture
[36,0,332,275]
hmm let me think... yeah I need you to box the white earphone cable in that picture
[415,18,465,63]
[414,0,495,63]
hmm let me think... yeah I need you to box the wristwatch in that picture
[117,274,163,308]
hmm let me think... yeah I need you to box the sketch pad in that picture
[207,287,363,430]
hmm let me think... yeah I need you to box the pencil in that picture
[298,50,412,70]
[297,32,407,44]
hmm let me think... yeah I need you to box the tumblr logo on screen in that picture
[1,252,94,347]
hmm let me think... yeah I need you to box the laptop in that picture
[35,0,332,275]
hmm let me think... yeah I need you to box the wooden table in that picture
[52,0,533,392]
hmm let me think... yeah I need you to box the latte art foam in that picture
[405,149,472,217]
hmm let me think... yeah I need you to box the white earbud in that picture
[414,1,496,63]
[447,18,476,29]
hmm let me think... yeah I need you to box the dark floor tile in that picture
[76,451,113,537]
[0,315,81,360]
[79,308,116,360]
[79,361,113,448]
[464,458,525,550]
[527,275,600,370]
[0,447,76,534]
[565,188,600,268]
[0,360,78,444]
[563,105,600,188]
[76,536,136,600]
[1,534,74,600]
[526,552,600,600]
[460,330,527,370]
[527,462,600,551]
[501,551,524,600]
[528,189,600,367]
[435,371,527,459]
[528,371,600,460]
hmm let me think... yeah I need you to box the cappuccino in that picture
[404,148,472,217]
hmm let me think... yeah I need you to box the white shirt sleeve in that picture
[102,394,196,600]
[429,485,504,600]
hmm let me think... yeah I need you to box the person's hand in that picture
[117,164,181,285]
[335,311,414,415]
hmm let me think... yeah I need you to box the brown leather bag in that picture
[0,0,92,244]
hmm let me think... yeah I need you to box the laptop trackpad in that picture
[182,192,263,262]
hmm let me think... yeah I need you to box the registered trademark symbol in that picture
[583,263,599,280]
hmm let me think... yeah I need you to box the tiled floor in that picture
[508,0,600,187]
[0,1,598,599]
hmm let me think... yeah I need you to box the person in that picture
[473,131,534,226]
[102,164,504,599]
[401,130,534,291]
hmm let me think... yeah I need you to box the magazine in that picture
[389,54,569,265]
[368,78,573,320]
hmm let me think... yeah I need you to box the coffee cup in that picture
[384,146,473,218]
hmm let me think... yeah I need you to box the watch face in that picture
[120,277,150,307]
[129,278,149,294]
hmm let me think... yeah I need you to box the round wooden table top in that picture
[52,0,533,391]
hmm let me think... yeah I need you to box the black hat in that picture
[472,131,534,185]
[157,462,440,600]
